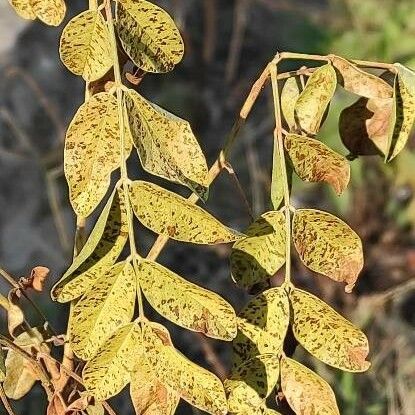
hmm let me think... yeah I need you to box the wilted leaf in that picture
[116,0,184,73]
[125,90,208,198]
[60,10,112,81]
[292,209,363,292]
[330,55,392,99]
[284,134,350,195]
[129,181,243,244]
[137,259,236,340]
[144,322,227,415]
[233,287,289,370]
[52,188,128,302]
[230,211,286,289]
[30,0,65,26]
[290,288,370,372]
[294,64,337,135]
[25,266,49,292]
[281,357,340,415]
[8,0,35,20]
[83,322,142,401]
[281,77,301,131]
[7,290,24,337]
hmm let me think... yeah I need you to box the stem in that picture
[0,386,16,415]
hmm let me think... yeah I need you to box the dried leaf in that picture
[29,0,66,26]
[60,10,112,81]
[116,0,184,73]
[330,55,392,99]
[281,77,301,131]
[52,187,128,302]
[290,288,370,372]
[28,266,49,292]
[294,64,337,135]
[129,181,243,244]
[7,290,24,337]
[292,209,363,292]
[125,90,209,199]
[8,0,35,20]
[230,211,286,289]
[47,393,66,415]
[281,357,340,415]
[284,134,350,195]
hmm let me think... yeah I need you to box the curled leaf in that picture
[30,0,66,26]
[281,77,301,131]
[20,266,50,292]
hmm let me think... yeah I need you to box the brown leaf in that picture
[47,394,66,415]
[20,266,50,292]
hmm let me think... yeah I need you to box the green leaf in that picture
[125,89,209,199]
[294,64,337,135]
[64,92,131,217]
[137,259,237,340]
[292,209,363,292]
[144,322,227,415]
[281,77,301,131]
[116,0,184,73]
[52,187,128,302]
[289,288,370,372]
[284,134,350,195]
[60,10,112,81]
[8,0,36,20]
[230,211,286,289]
[330,55,392,99]
[83,322,142,401]
[70,261,136,361]
[30,0,65,26]
[129,180,243,244]
[232,287,289,370]
[281,357,340,415]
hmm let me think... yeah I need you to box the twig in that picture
[0,386,16,415]
[194,333,227,381]
[202,0,217,64]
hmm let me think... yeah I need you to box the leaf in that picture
[47,394,66,415]
[232,287,289,370]
[130,354,180,415]
[129,181,243,244]
[281,357,340,415]
[8,0,36,20]
[70,261,136,360]
[230,211,286,289]
[386,64,415,160]
[294,64,337,135]
[281,77,301,131]
[83,322,142,401]
[225,354,280,413]
[0,348,6,382]
[289,288,370,372]
[60,10,113,81]
[7,290,24,337]
[284,134,350,195]
[339,97,392,156]
[144,322,227,415]
[29,0,66,26]
[27,266,49,292]
[116,0,184,73]
[125,90,209,199]
[52,187,128,302]
[292,209,363,292]
[64,92,131,217]
[270,143,285,210]
[330,55,393,99]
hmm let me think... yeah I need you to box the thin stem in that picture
[0,386,16,415]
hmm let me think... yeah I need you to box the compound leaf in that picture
[70,261,136,360]
[60,10,112,81]
[284,134,350,195]
[281,77,301,131]
[290,288,370,372]
[29,0,65,26]
[230,211,286,289]
[116,0,184,73]
[281,357,340,415]
[292,209,363,292]
[129,181,243,244]
[137,259,237,340]
[52,187,128,302]
[125,90,208,198]
[8,0,35,20]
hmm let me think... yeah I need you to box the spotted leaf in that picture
[8,0,35,20]
[281,77,301,131]
[29,0,65,25]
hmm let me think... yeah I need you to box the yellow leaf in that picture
[330,55,392,99]
[295,64,337,135]
[281,77,301,131]
[290,288,370,372]
[70,261,136,360]
[51,187,128,302]
[60,10,112,81]
[144,322,227,415]
[230,211,286,289]
[8,0,35,20]
[116,0,184,73]
[284,134,350,195]
[129,181,243,244]
[281,357,340,415]
[125,90,208,198]
[232,288,289,370]
[0,348,5,382]
[137,259,236,340]
[29,0,65,26]
[83,322,142,401]
[64,92,131,217]
[292,209,363,292]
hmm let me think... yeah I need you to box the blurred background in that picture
[0,0,414,414]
